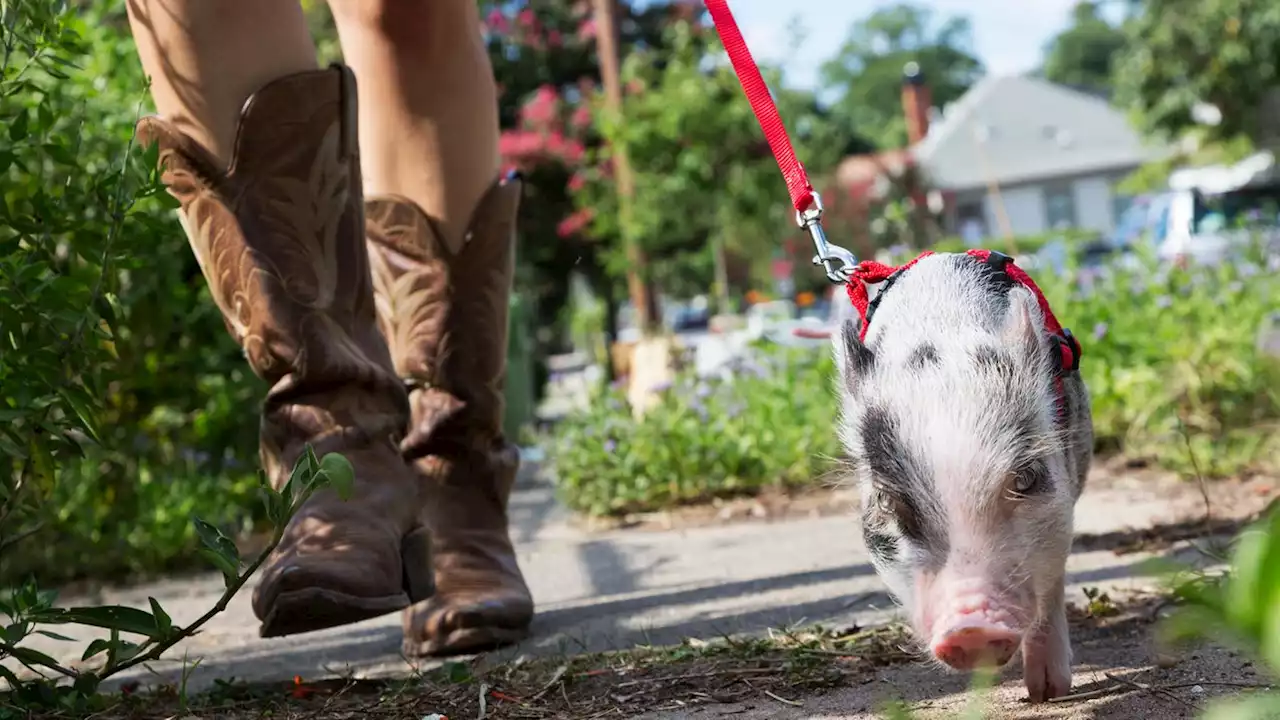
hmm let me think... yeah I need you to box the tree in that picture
[820,3,984,150]
[570,16,852,307]
[1040,1,1128,95]
[1112,0,1280,149]
[476,0,693,376]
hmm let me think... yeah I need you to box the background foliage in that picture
[1,0,1278,587]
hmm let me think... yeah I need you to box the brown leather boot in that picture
[364,173,533,657]
[137,64,435,639]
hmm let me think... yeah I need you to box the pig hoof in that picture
[1022,627,1072,702]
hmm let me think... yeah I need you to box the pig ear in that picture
[834,317,875,391]
[1001,286,1044,357]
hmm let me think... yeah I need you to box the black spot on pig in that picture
[973,345,1016,377]
[907,343,939,370]
[841,317,875,391]
[966,253,1017,295]
[862,523,899,561]
[859,405,930,543]
[950,253,1014,327]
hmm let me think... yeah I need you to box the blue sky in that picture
[721,0,1122,91]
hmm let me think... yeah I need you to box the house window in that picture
[955,202,987,245]
[1112,190,1134,226]
[1043,184,1077,230]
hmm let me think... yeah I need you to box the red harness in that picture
[846,249,1082,421]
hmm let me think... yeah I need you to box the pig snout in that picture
[927,588,1025,671]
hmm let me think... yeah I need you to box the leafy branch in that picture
[0,446,354,714]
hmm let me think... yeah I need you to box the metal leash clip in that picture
[795,191,858,284]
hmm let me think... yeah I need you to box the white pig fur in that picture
[831,252,1093,703]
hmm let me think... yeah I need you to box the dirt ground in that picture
[58,464,1278,720]
[73,591,1276,720]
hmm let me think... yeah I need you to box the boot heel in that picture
[402,525,436,602]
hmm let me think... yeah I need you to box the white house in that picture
[913,75,1169,239]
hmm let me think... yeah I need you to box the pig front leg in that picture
[1022,581,1072,702]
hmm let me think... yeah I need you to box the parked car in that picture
[1147,153,1280,266]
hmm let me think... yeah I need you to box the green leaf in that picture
[57,384,101,442]
[29,606,163,640]
[440,660,473,684]
[9,109,29,142]
[1225,512,1280,638]
[318,453,354,501]
[193,517,242,585]
[0,664,20,692]
[81,638,112,662]
[9,646,64,673]
[148,597,172,637]
[73,672,100,697]
[198,549,239,587]
[34,630,76,642]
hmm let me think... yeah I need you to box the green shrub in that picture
[549,246,1278,516]
[1,1,264,588]
[928,228,1101,257]
[1039,245,1279,476]
[547,345,841,516]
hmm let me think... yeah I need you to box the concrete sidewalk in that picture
[12,462,1266,699]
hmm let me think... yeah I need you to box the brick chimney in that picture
[901,61,931,145]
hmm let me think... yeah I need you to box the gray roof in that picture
[913,74,1168,192]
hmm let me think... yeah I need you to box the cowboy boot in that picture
[137,64,435,639]
[364,172,533,656]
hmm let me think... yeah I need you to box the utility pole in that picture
[591,0,658,335]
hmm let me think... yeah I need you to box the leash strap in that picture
[703,0,813,213]
[703,0,858,283]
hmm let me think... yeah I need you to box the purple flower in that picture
[1229,281,1244,294]
[1239,262,1261,279]
[1267,255,1280,273]
[604,439,617,453]
[1155,295,1172,309]
[696,383,712,399]
[1092,322,1108,340]
[650,380,673,393]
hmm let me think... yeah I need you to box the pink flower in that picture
[544,131,585,163]
[567,172,587,192]
[485,9,509,35]
[570,105,592,129]
[577,17,597,40]
[520,85,561,128]
[557,208,594,237]
[547,29,563,48]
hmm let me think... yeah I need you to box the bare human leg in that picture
[126,0,435,638]
[327,0,533,656]
[125,0,318,163]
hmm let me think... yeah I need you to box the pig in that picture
[831,251,1093,703]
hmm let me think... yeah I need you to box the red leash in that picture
[703,0,813,214]
[703,0,856,283]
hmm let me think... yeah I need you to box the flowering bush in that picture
[1043,249,1280,475]
[547,345,841,516]
[548,247,1279,516]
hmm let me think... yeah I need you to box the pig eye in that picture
[1010,462,1050,496]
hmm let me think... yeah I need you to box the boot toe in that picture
[401,591,533,656]
[253,534,411,637]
